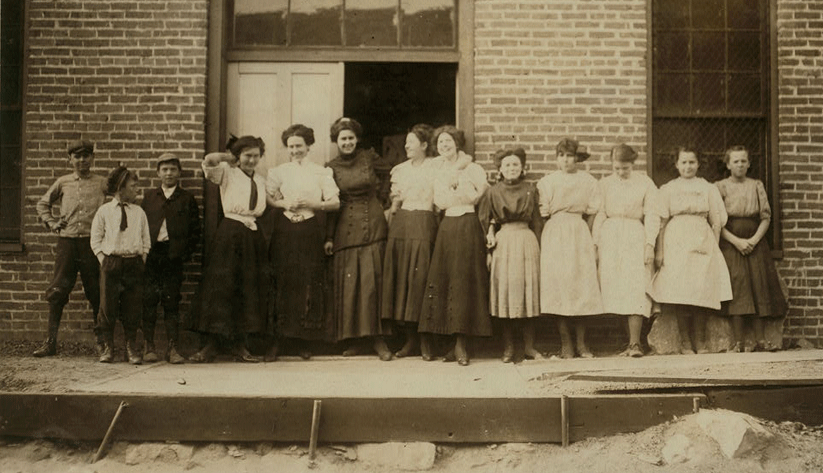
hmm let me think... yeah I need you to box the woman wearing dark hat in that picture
[591,144,659,357]
[479,148,544,362]
[266,124,340,359]
[189,135,271,363]
[537,138,603,359]
[324,117,393,360]
[418,125,492,366]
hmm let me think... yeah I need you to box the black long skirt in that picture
[270,212,335,341]
[418,214,492,336]
[381,209,438,324]
[720,217,788,318]
[192,218,271,338]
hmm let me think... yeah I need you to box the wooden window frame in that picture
[207,0,474,154]
[0,0,27,253]
[646,0,781,255]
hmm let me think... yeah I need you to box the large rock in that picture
[650,312,784,354]
[356,442,436,471]
[696,409,775,459]
[703,315,734,353]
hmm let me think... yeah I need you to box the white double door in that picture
[226,62,344,173]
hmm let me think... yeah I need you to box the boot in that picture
[264,339,279,362]
[501,323,515,363]
[523,320,544,360]
[166,341,185,364]
[420,334,435,362]
[143,340,159,363]
[374,337,393,361]
[395,326,419,358]
[188,338,217,363]
[455,335,469,366]
[33,337,57,358]
[33,305,62,357]
[233,342,261,363]
[99,336,114,363]
[126,339,143,365]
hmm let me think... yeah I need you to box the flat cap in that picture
[67,139,94,155]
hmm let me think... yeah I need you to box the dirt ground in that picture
[1,414,822,473]
[2,341,823,472]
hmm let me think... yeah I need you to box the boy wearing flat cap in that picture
[34,139,107,357]
[140,153,201,364]
[91,166,151,364]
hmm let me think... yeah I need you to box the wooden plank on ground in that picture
[706,386,823,425]
[0,393,701,443]
[568,374,823,386]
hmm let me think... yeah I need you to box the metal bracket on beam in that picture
[309,399,322,460]
[560,395,569,447]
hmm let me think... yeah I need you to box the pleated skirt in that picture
[490,222,541,318]
[333,240,389,341]
[719,217,788,318]
[540,212,603,316]
[419,214,492,336]
[193,218,271,338]
[381,209,438,324]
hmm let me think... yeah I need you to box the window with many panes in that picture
[652,0,771,184]
[0,0,24,246]
[230,0,456,49]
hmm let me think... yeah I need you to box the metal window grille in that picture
[651,0,770,187]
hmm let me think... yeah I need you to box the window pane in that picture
[0,110,22,146]
[693,73,725,113]
[0,66,20,106]
[727,119,766,156]
[0,184,21,238]
[692,32,725,71]
[0,145,22,188]
[729,32,761,71]
[655,73,691,114]
[654,32,689,71]
[0,0,22,26]
[1,23,22,65]
[401,0,454,47]
[346,0,397,47]
[652,120,697,185]
[728,74,762,112]
[234,0,288,46]
[691,0,725,29]
[291,0,342,46]
[728,0,761,29]
[654,0,689,29]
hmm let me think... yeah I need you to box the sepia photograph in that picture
[1,0,822,471]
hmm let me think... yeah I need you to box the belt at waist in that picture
[550,211,584,220]
[444,205,475,217]
[106,254,141,260]
[605,214,642,221]
[224,213,258,231]
[401,203,434,212]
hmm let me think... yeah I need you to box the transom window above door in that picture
[231,0,456,49]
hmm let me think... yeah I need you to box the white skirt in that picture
[597,217,652,317]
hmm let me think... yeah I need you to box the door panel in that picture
[227,62,344,172]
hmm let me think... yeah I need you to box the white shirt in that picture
[266,159,339,222]
[202,161,266,230]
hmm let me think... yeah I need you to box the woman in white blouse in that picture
[266,124,340,360]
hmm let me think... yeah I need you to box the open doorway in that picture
[344,62,457,168]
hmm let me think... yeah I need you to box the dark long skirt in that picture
[418,214,492,336]
[720,217,788,318]
[333,240,389,341]
[270,212,334,341]
[193,218,271,338]
[381,209,438,324]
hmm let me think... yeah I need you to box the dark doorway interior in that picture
[344,62,457,167]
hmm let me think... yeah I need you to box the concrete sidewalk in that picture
[72,349,823,398]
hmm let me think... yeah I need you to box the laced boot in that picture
[143,339,159,363]
[33,305,62,357]
[33,337,57,358]
[99,336,114,363]
[166,341,185,364]
[455,335,469,366]
[420,334,435,361]
[126,339,143,365]
[374,337,393,361]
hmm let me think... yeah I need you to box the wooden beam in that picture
[568,374,823,387]
[0,393,700,444]
[707,386,823,426]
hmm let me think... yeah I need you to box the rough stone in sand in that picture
[661,434,692,464]
[125,443,194,465]
[648,312,681,355]
[696,409,776,459]
[356,442,437,471]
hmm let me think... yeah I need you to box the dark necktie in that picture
[119,202,128,231]
[248,173,258,210]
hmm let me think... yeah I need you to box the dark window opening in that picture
[1,0,24,243]
[343,62,456,168]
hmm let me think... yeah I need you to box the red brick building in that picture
[1,0,820,345]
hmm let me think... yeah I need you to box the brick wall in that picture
[776,0,823,342]
[473,0,648,176]
[0,0,208,341]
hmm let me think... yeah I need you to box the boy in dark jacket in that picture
[141,153,201,363]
